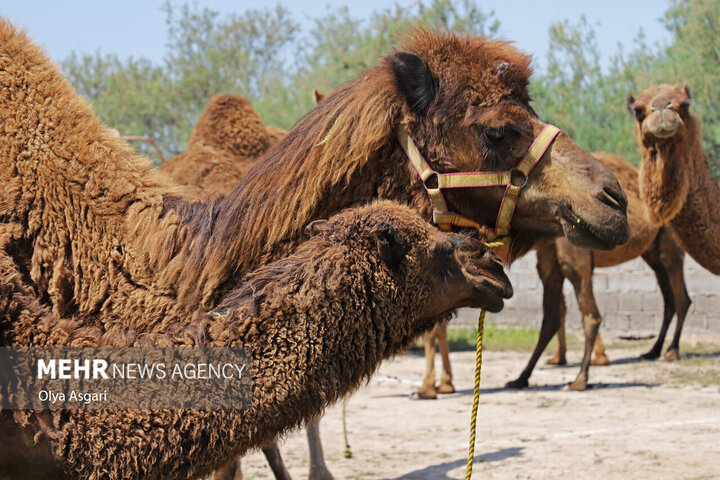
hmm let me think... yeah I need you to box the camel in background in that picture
[627,84,720,275]
[160,94,275,196]
[420,151,689,395]
[506,152,691,392]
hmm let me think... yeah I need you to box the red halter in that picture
[397,124,562,240]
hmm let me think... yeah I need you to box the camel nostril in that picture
[598,186,627,213]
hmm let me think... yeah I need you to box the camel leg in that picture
[640,234,675,360]
[641,229,691,361]
[213,456,243,480]
[506,241,564,388]
[436,323,455,394]
[559,246,602,391]
[591,333,610,366]
[261,444,292,480]
[307,419,333,480]
[416,326,439,399]
[546,297,568,365]
[662,244,691,362]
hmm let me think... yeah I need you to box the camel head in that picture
[304,201,513,328]
[388,31,630,257]
[189,94,271,158]
[626,84,695,223]
[627,84,692,142]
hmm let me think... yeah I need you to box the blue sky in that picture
[1,1,671,72]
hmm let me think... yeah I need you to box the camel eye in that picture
[483,126,506,144]
[680,101,690,115]
[633,106,645,121]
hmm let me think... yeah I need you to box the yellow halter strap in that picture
[397,124,562,239]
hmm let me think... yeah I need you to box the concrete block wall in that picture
[454,251,720,335]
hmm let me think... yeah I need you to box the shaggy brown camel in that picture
[2,201,514,479]
[0,21,630,478]
[506,152,691,390]
[421,152,689,395]
[627,84,720,275]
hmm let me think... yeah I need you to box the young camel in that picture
[0,21,630,477]
[627,84,720,275]
[2,201,514,480]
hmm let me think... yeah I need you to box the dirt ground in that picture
[242,334,720,480]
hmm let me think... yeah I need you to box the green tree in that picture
[62,3,299,159]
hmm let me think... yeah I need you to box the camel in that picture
[1,201,514,479]
[627,84,720,275]
[422,152,690,394]
[505,153,692,391]
[0,21,631,477]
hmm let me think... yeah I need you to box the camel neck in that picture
[646,122,720,274]
[167,76,420,307]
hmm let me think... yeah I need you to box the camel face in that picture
[306,202,512,318]
[627,84,691,142]
[389,33,630,255]
[428,231,514,315]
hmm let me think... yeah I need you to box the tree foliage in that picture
[61,0,719,178]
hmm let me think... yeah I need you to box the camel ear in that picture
[372,222,405,270]
[683,84,691,100]
[304,219,329,238]
[313,89,325,105]
[389,51,435,115]
[626,93,636,114]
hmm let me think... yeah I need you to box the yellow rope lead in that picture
[465,309,486,480]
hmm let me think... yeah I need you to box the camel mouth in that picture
[558,201,630,250]
[647,126,679,139]
[464,266,513,313]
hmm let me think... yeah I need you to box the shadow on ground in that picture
[381,447,524,479]
[375,380,660,400]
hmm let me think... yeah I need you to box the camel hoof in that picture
[546,356,567,366]
[568,379,587,391]
[504,378,529,389]
[640,350,661,361]
[437,382,455,394]
[309,466,334,480]
[591,354,610,366]
[663,349,680,362]
[410,388,437,400]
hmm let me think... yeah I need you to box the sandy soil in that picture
[241,337,720,480]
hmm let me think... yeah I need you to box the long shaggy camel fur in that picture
[627,84,720,274]
[1,201,512,479]
[160,94,278,196]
